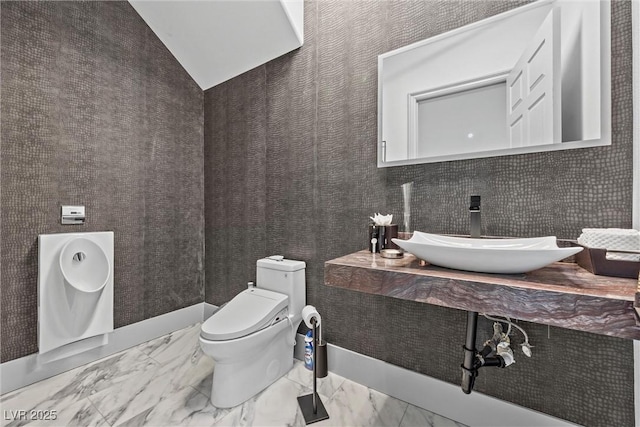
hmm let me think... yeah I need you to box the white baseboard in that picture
[1,303,205,395]
[294,334,577,427]
[203,302,217,320]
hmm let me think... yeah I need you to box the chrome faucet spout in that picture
[469,195,481,238]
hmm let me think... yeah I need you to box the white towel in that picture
[577,228,640,262]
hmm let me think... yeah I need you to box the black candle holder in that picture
[369,224,399,252]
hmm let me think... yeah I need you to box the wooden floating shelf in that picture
[325,250,640,340]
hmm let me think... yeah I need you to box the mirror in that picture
[378,0,611,167]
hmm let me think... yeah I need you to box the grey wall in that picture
[0,1,204,363]
[204,1,635,426]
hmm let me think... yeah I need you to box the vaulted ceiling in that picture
[129,0,303,89]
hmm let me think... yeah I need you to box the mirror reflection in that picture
[378,0,610,167]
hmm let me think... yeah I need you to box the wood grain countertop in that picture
[325,250,640,340]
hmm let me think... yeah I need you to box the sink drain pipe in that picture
[461,311,508,394]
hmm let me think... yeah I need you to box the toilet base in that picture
[209,325,294,408]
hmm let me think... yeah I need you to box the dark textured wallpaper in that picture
[204,67,268,303]
[204,1,635,426]
[0,1,204,362]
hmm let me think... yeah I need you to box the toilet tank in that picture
[256,258,305,321]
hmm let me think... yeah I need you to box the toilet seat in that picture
[201,288,288,341]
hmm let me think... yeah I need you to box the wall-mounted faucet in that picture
[469,195,481,238]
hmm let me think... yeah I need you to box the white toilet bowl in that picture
[199,287,298,408]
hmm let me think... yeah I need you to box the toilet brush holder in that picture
[315,340,328,379]
[297,318,329,424]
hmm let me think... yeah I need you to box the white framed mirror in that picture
[378,0,611,167]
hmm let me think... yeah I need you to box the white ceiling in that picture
[129,0,304,90]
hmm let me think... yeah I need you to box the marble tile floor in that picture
[1,324,466,427]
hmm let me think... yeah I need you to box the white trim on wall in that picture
[632,2,639,426]
[294,334,576,427]
[204,302,217,320]
[0,303,205,395]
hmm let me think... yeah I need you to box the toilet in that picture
[199,256,305,408]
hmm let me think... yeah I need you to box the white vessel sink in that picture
[392,232,583,274]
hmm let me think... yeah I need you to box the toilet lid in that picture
[201,288,288,341]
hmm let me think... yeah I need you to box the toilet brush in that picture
[297,308,329,424]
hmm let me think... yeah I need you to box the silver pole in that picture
[296,315,329,424]
[312,317,318,414]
